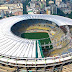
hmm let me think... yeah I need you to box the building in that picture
[30,2,35,8]
[27,0,46,14]
[55,0,62,7]
[0,0,6,4]
[60,7,71,14]
[55,0,62,3]
[45,4,57,14]
[58,2,71,14]
[70,0,72,3]
[41,0,46,2]
[58,2,67,8]
[1,10,4,18]
[27,9,34,14]
[46,9,51,15]
[0,3,23,17]
[49,0,54,5]
[31,0,46,1]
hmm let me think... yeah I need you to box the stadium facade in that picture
[0,14,72,72]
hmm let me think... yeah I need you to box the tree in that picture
[66,12,72,19]
[22,0,31,14]
[46,0,50,6]
[57,8,66,16]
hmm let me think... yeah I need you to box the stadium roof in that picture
[0,14,72,59]
[0,14,71,65]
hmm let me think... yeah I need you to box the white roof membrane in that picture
[0,14,71,59]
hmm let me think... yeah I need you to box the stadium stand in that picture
[0,14,71,72]
[0,65,16,72]
[63,64,72,72]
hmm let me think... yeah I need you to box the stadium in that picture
[0,14,72,72]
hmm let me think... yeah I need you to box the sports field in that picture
[21,32,53,50]
[21,32,49,39]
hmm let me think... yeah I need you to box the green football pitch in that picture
[21,32,49,39]
[21,32,53,50]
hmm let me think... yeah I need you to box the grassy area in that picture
[21,32,53,57]
[21,32,49,39]
[21,32,53,50]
